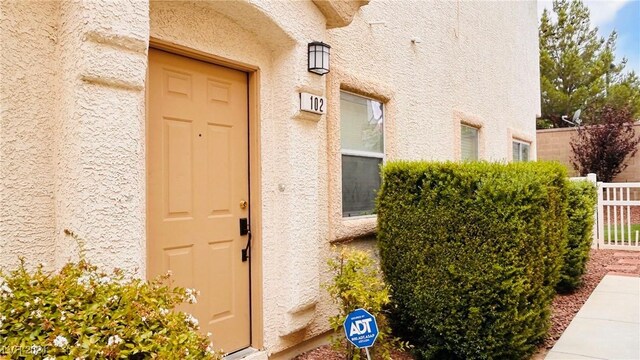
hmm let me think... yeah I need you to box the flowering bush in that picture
[0,259,221,359]
[325,247,410,360]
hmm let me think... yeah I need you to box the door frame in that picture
[146,38,264,350]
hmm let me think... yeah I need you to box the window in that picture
[512,141,530,162]
[340,92,384,217]
[461,125,479,161]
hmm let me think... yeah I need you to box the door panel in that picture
[164,118,194,217]
[148,48,250,353]
[207,124,233,214]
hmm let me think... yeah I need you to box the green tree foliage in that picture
[539,0,640,128]
[570,106,640,182]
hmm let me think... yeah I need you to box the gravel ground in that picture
[293,346,414,360]
[294,249,639,360]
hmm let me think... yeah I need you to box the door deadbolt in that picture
[240,200,248,209]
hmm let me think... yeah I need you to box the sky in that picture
[537,0,640,75]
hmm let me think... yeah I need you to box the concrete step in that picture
[225,349,267,360]
[606,264,638,272]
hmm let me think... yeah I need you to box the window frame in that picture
[512,140,531,162]
[460,124,480,161]
[339,90,386,218]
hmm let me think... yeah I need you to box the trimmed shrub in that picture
[324,247,409,360]
[377,161,568,360]
[557,180,597,293]
[0,259,221,359]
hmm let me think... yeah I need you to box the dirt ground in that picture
[294,249,640,360]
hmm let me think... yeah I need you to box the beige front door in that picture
[147,48,250,353]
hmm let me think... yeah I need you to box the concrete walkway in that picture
[546,275,640,360]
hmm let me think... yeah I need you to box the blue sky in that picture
[538,0,640,75]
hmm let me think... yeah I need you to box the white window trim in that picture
[512,140,531,162]
[453,110,485,161]
[340,90,386,219]
[507,127,535,162]
[341,149,386,159]
[460,124,480,161]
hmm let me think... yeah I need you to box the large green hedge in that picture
[377,161,568,360]
[557,180,597,293]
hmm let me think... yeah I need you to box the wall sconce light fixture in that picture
[308,41,331,75]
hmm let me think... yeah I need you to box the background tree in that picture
[538,0,640,128]
[570,106,640,182]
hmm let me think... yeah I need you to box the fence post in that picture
[586,173,599,249]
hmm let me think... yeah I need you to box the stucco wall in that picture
[52,1,148,273]
[1,0,148,273]
[325,0,540,242]
[537,124,640,182]
[0,1,59,270]
[329,0,539,162]
[450,0,539,159]
[2,0,541,357]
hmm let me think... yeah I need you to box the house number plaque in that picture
[299,92,326,115]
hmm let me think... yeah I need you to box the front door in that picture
[147,48,250,353]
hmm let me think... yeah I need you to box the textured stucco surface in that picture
[326,0,540,242]
[0,1,59,270]
[53,1,148,274]
[2,0,541,357]
[1,0,149,274]
[329,0,539,162]
[312,0,369,29]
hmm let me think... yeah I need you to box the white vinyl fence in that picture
[570,174,640,250]
[596,181,640,250]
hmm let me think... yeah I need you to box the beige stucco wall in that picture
[537,124,640,182]
[330,0,539,161]
[1,0,148,273]
[326,0,540,243]
[1,0,541,357]
[0,1,59,270]
[53,1,148,273]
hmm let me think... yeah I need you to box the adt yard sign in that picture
[344,308,379,348]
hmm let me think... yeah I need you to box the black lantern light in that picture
[308,41,331,75]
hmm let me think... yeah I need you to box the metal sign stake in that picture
[365,347,372,360]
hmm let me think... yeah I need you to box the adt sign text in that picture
[343,308,379,348]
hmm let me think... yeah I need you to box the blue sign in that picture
[343,308,379,348]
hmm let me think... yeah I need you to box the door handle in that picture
[240,218,251,262]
